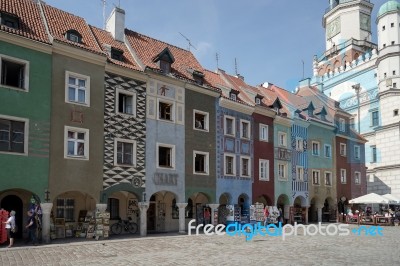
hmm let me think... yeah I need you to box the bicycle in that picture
[110,217,138,235]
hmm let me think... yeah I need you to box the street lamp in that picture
[352,83,361,133]
[44,189,50,203]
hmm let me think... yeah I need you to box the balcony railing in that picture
[274,147,292,161]
[318,38,377,62]
[325,0,371,14]
[292,181,308,192]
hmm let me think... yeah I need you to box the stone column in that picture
[40,203,53,244]
[176,203,188,234]
[304,207,309,224]
[96,203,107,213]
[138,202,149,237]
[317,205,323,223]
[208,204,220,226]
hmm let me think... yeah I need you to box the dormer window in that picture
[192,70,204,85]
[153,47,175,75]
[65,30,82,43]
[1,13,19,29]
[111,48,123,61]
[255,94,263,105]
[230,93,237,101]
[159,59,171,74]
[255,98,261,105]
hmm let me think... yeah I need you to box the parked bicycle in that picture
[110,217,138,235]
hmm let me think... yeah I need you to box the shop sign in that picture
[153,173,178,186]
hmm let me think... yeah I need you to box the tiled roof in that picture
[125,29,204,81]
[256,84,290,115]
[0,0,50,44]
[41,3,103,54]
[90,25,141,71]
[218,71,256,106]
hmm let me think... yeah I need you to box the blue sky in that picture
[45,0,388,90]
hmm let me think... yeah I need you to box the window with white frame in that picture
[240,120,250,139]
[278,132,287,147]
[259,159,269,181]
[350,117,355,130]
[157,143,175,169]
[1,55,29,90]
[0,116,28,154]
[339,118,345,132]
[116,88,136,116]
[114,139,136,166]
[324,144,332,158]
[371,111,379,127]
[66,71,90,106]
[224,116,235,136]
[312,141,320,156]
[193,110,209,131]
[259,124,268,141]
[224,154,235,176]
[354,145,360,160]
[56,198,75,222]
[278,162,287,180]
[65,126,89,159]
[341,169,347,184]
[193,151,209,175]
[325,172,332,186]
[296,137,303,151]
[355,171,361,185]
[241,156,251,177]
[340,143,347,156]
[158,99,174,121]
[312,170,320,185]
[296,166,304,181]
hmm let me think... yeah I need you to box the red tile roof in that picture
[0,0,50,44]
[41,3,103,54]
[89,25,141,71]
[125,29,203,81]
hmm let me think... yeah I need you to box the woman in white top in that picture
[4,210,16,248]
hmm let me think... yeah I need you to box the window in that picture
[354,145,360,160]
[111,48,123,61]
[241,157,251,177]
[259,159,269,181]
[355,172,361,185]
[371,146,377,163]
[159,60,171,74]
[296,138,303,151]
[1,56,28,90]
[65,126,89,159]
[116,89,136,116]
[325,172,332,186]
[392,41,396,45]
[394,83,397,88]
[350,117,355,130]
[114,139,136,166]
[158,100,174,121]
[341,169,347,184]
[296,166,304,181]
[65,30,82,43]
[394,109,399,116]
[394,70,397,75]
[312,170,320,185]
[107,198,120,220]
[157,143,175,169]
[240,120,250,139]
[259,124,268,141]
[224,116,235,136]
[255,98,261,105]
[340,143,347,156]
[382,26,386,31]
[339,118,345,132]
[193,151,209,175]
[383,44,386,48]
[278,163,287,180]
[224,154,235,176]
[384,72,387,78]
[278,132,287,147]
[56,198,75,222]
[66,71,90,106]
[1,13,19,29]
[193,110,209,131]
[0,117,27,154]
[391,23,394,28]
[324,144,332,158]
[230,93,237,101]
[312,141,320,156]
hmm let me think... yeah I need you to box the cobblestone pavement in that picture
[1,224,400,266]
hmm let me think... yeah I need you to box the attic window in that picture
[230,93,237,101]
[111,48,123,61]
[192,71,204,85]
[255,98,261,105]
[1,13,19,29]
[65,30,82,43]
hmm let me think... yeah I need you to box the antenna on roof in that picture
[101,0,106,30]
[179,32,197,52]
[234,58,238,76]
[216,53,219,69]
[302,60,305,79]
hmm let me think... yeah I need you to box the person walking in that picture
[3,210,16,248]
[25,210,37,245]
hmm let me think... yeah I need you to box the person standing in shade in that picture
[25,210,37,245]
[3,210,16,248]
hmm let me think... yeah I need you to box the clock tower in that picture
[324,0,374,51]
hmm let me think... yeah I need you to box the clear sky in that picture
[44,0,388,91]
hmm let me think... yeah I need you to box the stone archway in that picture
[1,195,23,238]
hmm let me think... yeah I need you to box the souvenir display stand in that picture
[290,207,306,224]
[253,203,264,224]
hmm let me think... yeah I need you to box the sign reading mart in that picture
[188,220,384,241]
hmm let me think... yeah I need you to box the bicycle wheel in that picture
[111,223,122,235]
[127,222,138,234]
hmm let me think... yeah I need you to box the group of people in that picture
[2,207,40,248]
